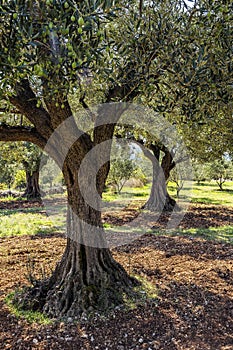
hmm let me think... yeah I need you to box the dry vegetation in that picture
[0,200,233,349]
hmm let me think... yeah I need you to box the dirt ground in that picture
[0,202,233,350]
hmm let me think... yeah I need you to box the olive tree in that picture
[0,0,231,318]
[207,159,233,191]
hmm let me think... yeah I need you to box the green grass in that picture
[0,181,232,240]
[5,292,52,324]
[167,180,233,207]
[189,181,233,206]
[103,185,150,203]
[115,274,159,313]
[0,212,63,238]
[0,195,18,202]
[152,225,233,244]
[0,207,43,217]
[104,181,233,207]
[102,181,233,244]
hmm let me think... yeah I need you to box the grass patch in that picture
[184,181,233,206]
[133,274,158,299]
[102,192,119,202]
[122,274,158,311]
[0,212,63,238]
[0,207,43,217]
[0,195,19,202]
[1,181,233,240]
[103,186,150,202]
[5,292,52,325]
[152,225,233,244]
[105,181,233,207]
[103,222,113,229]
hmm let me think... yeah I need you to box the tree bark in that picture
[23,169,41,199]
[141,145,176,212]
[6,83,138,318]
[15,103,137,318]
[0,125,46,149]
[22,159,136,318]
[143,155,176,212]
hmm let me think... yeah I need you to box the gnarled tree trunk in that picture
[19,105,137,319]
[141,145,176,212]
[39,164,135,318]
[23,169,41,199]
[22,157,42,199]
[143,154,176,212]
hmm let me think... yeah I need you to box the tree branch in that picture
[139,0,143,17]
[0,125,46,149]
[79,93,96,122]
[135,140,156,163]
[9,80,94,158]
[105,84,139,103]
[9,79,53,140]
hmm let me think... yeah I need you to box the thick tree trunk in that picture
[143,161,176,212]
[21,160,136,318]
[142,146,176,212]
[22,170,41,199]
[11,101,137,319]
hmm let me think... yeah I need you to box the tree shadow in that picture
[221,189,233,194]
[116,234,233,261]
[155,281,233,350]
[179,205,233,229]
[154,205,233,230]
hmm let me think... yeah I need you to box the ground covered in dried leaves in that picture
[0,202,233,350]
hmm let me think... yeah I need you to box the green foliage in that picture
[207,159,233,190]
[132,167,148,186]
[0,183,7,190]
[0,0,231,171]
[0,142,46,196]
[132,146,153,181]
[0,141,43,174]
[0,0,231,111]
[13,169,26,189]
[108,158,136,193]
[0,0,121,99]
[0,153,16,188]
[40,158,63,189]
[179,111,233,162]
[192,162,210,184]
[107,140,137,193]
